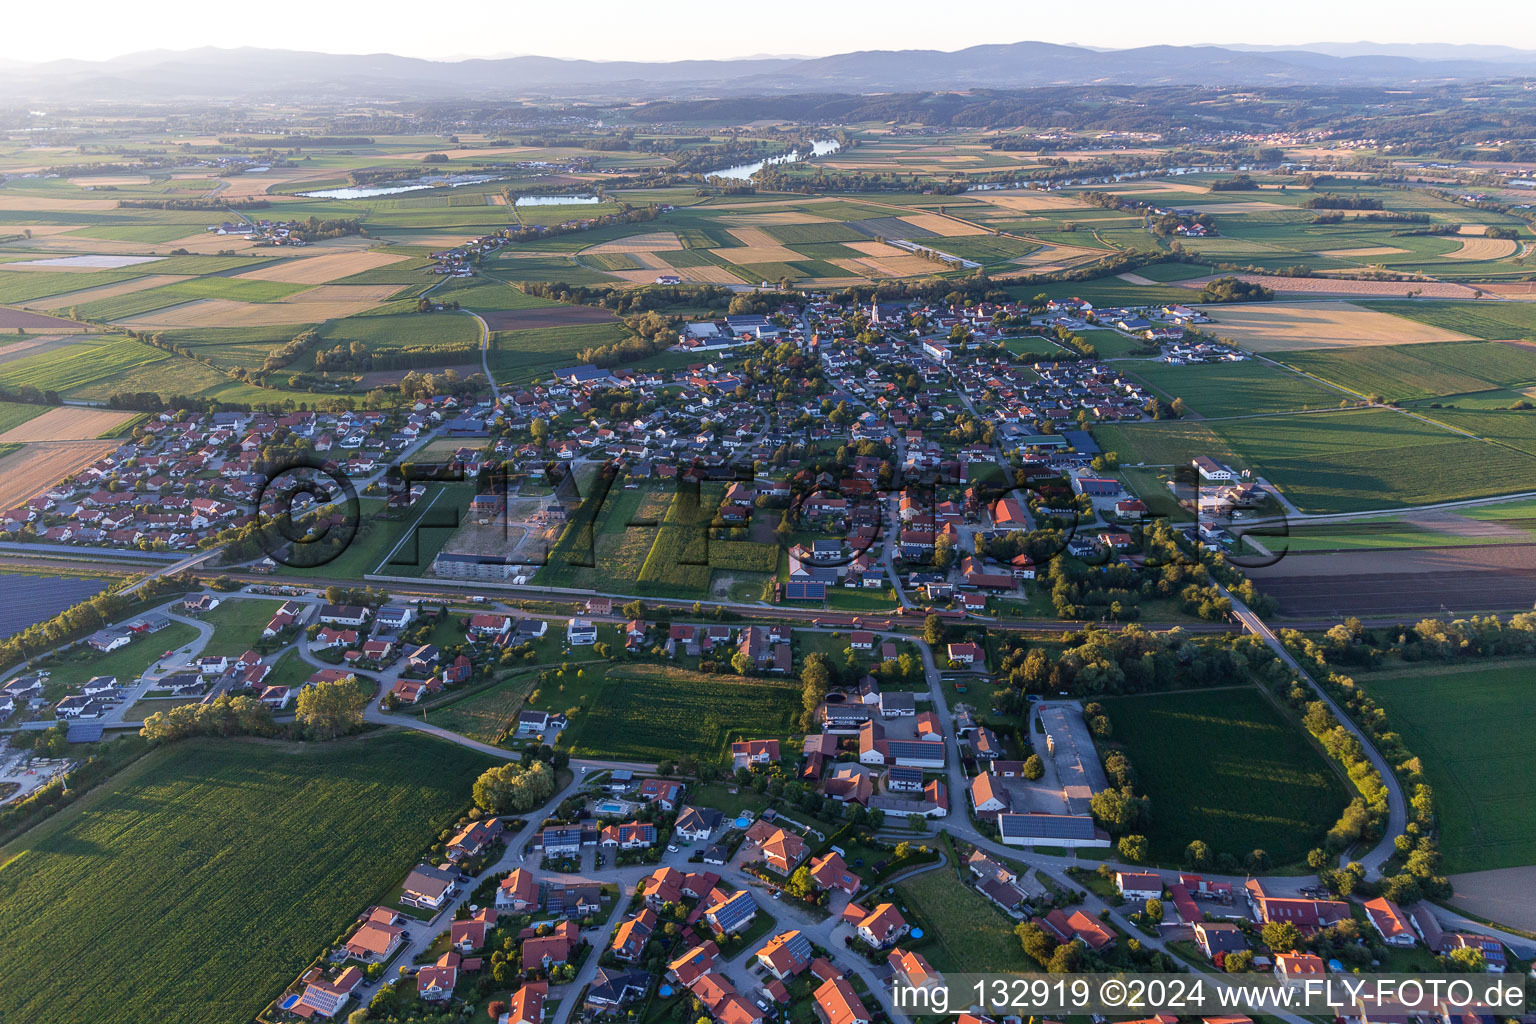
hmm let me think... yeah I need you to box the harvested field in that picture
[1457,224,1489,235]
[1479,282,1536,298]
[1199,301,1474,352]
[1181,200,1291,213]
[0,335,75,365]
[583,231,684,254]
[0,406,138,443]
[0,307,88,332]
[1178,273,1486,299]
[0,440,119,509]
[717,243,806,265]
[233,250,408,285]
[4,254,165,272]
[974,192,1084,212]
[1445,237,1518,260]
[67,175,151,187]
[1117,273,1157,285]
[113,284,400,328]
[36,274,193,309]
[726,227,786,248]
[897,213,982,236]
[158,232,262,254]
[0,195,118,212]
[832,255,939,278]
[1316,246,1410,257]
[479,305,616,330]
[1446,867,1536,932]
[847,240,910,258]
[718,211,832,226]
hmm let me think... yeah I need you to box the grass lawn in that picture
[200,598,284,652]
[39,622,201,696]
[686,781,771,819]
[559,662,800,765]
[1356,660,1536,873]
[0,732,494,1024]
[895,863,1042,973]
[1097,686,1349,868]
[426,669,540,744]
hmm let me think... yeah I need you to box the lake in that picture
[299,173,504,200]
[707,140,841,181]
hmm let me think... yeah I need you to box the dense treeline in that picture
[118,198,272,210]
[1199,276,1274,303]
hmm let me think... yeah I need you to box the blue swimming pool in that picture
[910,927,925,939]
[596,800,628,815]
[659,985,674,998]
[733,814,752,828]
[280,994,301,1010]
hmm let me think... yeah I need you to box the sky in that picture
[4,0,1533,64]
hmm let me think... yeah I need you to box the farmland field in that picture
[1129,360,1343,417]
[428,670,541,745]
[1277,341,1536,401]
[1200,301,1473,352]
[559,663,800,764]
[0,405,139,442]
[1097,408,1536,513]
[0,399,44,434]
[636,484,717,592]
[1357,660,1536,873]
[1359,300,1536,341]
[0,732,494,1024]
[1098,687,1350,867]
[0,440,122,509]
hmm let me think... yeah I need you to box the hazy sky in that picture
[5,0,1532,64]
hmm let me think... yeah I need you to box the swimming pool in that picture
[733,814,753,828]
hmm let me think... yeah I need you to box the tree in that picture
[529,418,549,443]
[348,1009,371,1024]
[473,760,555,814]
[1261,920,1302,954]
[731,650,752,676]
[1224,949,1255,973]
[787,866,814,899]
[294,676,369,739]
[1015,920,1053,963]
[1088,787,1148,835]
[906,813,928,832]
[894,841,911,860]
[1118,834,1149,863]
[1143,897,1163,924]
[1022,754,1045,781]
[1184,840,1211,869]
[1443,946,1486,972]
[923,614,946,647]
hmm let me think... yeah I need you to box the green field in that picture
[636,485,716,592]
[1358,661,1536,873]
[560,663,800,764]
[200,598,284,651]
[1130,360,1344,418]
[0,399,45,434]
[0,335,172,395]
[1362,301,1536,342]
[489,321,630,385]
[1097,408,1536,513]
[1278,341,1536,402]
[1098,687,1350,867]
[0,732,494,1024]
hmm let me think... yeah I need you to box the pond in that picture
[706,140,841,181]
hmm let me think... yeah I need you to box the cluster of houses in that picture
[2,403,468,551]
[208,217,312,245]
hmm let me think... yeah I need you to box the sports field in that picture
[0,732,494,1024]
[1357,660,1536,873]
[1099,688,1349,867]
[559,663,800,765]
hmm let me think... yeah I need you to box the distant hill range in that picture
[7,42,1536,103]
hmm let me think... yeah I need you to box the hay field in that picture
[583,231,685,254]
[0,195,118,212]
[233,250,408,285]
[1203,301,1475,352]
[897,213,981,236]
[1316,246,1409,258]
[1445,237,1518,260]
[114,284,400,328]
[1004,241,1106,273]
[0,440,119,508]
[159,231,262,254]
[1117,273,1157,285]
[974,192,1084,212]
[36,275,193,309]
[1180,274,1486,300]
[67,175,151,187]
[717,243,806,264]
[0,406,137,443]
[1181,200,1292,213]
[0,335,76,365]
[719,211,832,226]
[1457,224,1488,235]
[833,254,938,277]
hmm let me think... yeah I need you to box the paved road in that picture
[1221,585,1406,876]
